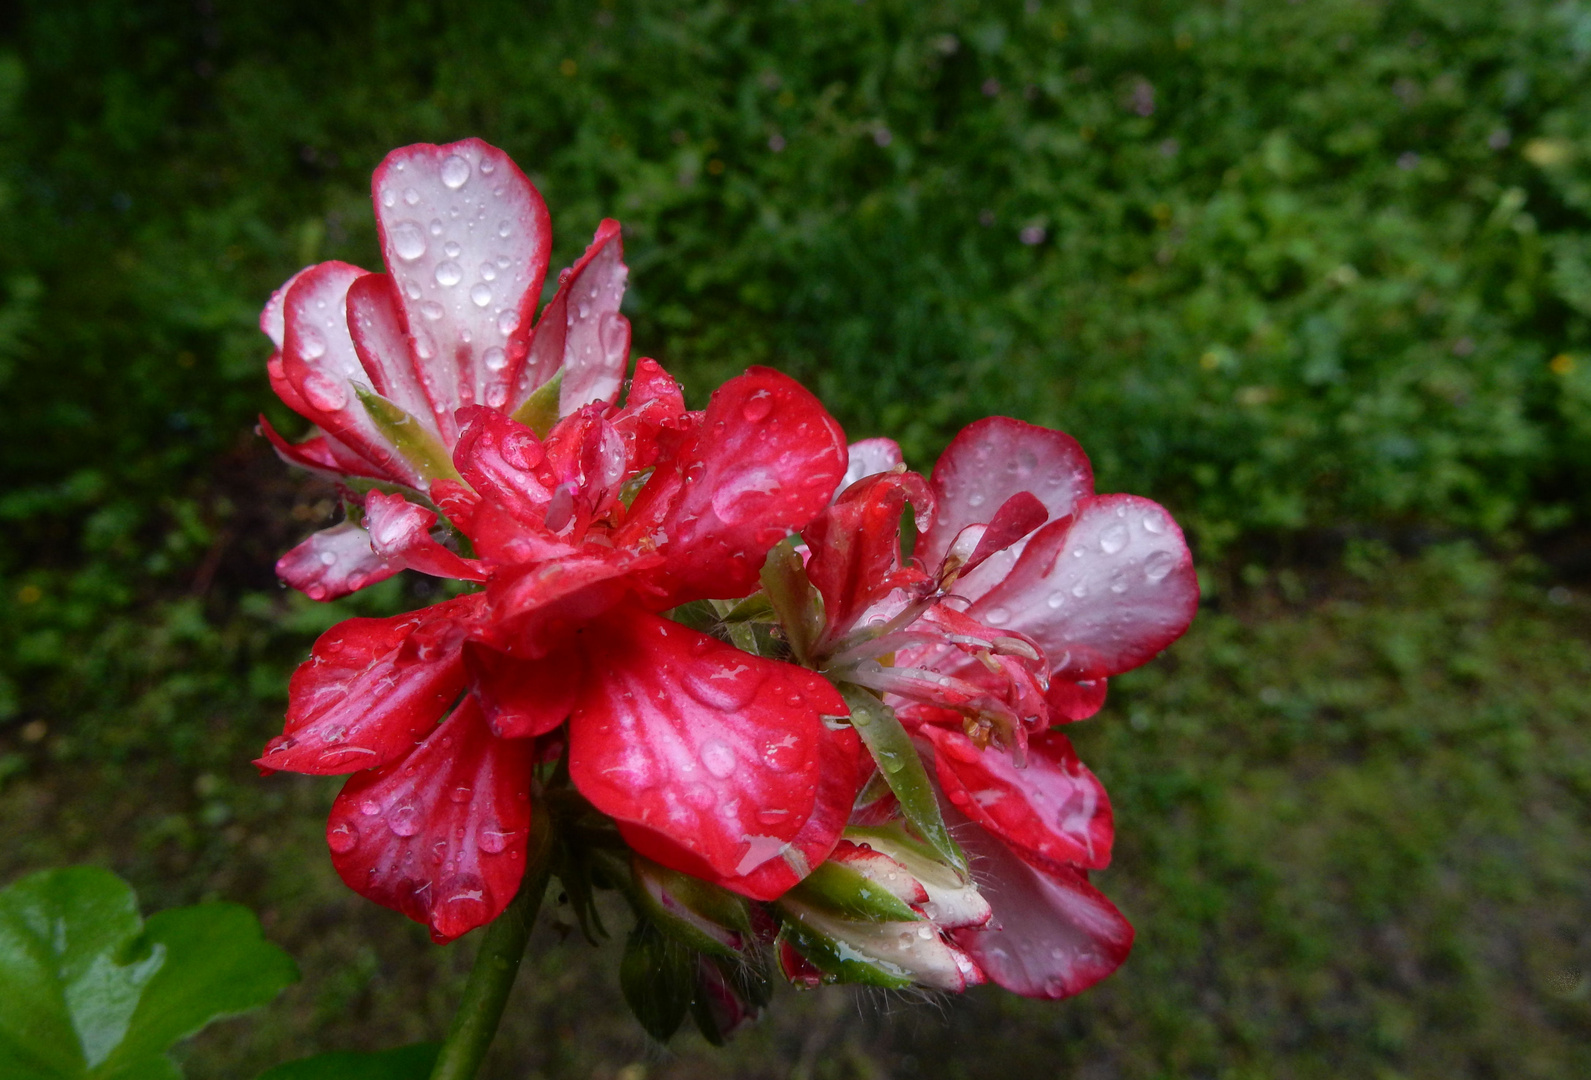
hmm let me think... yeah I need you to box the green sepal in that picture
[838,686,967,873]
[255,1043,439,1080]
[510,371,562,438]
[632,856,752,959]
[760,539,823,665]
[664,599,720,633]
[619,919,695,1042]
[354,387,460,483]
[774,904,914,989]
[784,860,922,924]
[689,950,771,1047]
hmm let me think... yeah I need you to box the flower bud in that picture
[632,854,753,958]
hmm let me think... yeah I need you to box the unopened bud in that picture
[632,854,752,958]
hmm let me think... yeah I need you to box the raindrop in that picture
[683,664,761,710]
[483,346,508,372]
[741,391,774,423]
[360,800,382,817]
[479,157,496,175]
[390,220,427,261]
[428,219,444,236]
[480,262,498,282]
[403,187,420,205]
[297,325,328,360]
[328,822,359,853]
[917,925,934,940]
[404,280,423,300]
[1099,523,1128,555]
[471,283,493,307]
[577,301,591,319]
[968,493,986,508]
[419,301,445,321]
[435,261,464,287]
[985,606,1011,624]
[388,804,421,837]
[757,808,790,825]
[301,372,347,412]
[497,310,520,335]
[381,190,396,208]
[700,739,737,778]
[478,826,511,853]
[497,220,512,238]
[443,240,462,258]
[484,384,508,408]
[1141,512,1166,535]
[440,155,471,189]
[448,785,473,804]
[1071,581,1087,598]
[1046,591,1065,609]
[1143,549,1176,584]
[319,551,338,566]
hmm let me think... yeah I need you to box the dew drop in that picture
[700,739,737,778]
[443,240,462,258]
[1143,549,1177,584]
[402,187,420,206]
[389,220,427,261]
[328,822,359,853]
[388,804,421,836]
[741,391,774,422]
[301,372,347,412]
[1141,512,1166,535]
[683,664,761,710]
[1099,523,1128,555]
[1071,581,1088,598]
[470,282,493,308]
[404,280,423,300]
[297,325,328,360]
[440,154,471,189]
[501,429,543,470]
[480,262,498,282]
[577,301,591,319]
[428,218,444,236]
[381,189,396,208]
[482,345,508,372]
[757,808,790,825]
[484,384,508,408]
[496,309,520,335]
[968,493,986,508]
[319,551,338,567]
[478,826,510,854]
[984,606,1011,624]
[435,261,464,287]
[448,785,473,804]
[497,220,512,238]
[1046,591,1065,609]
[360,799,382,816]
[917,925,935,940]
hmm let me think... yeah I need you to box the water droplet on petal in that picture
[319,550,338,566]
[741,391,774,423]
[700,739,737,778]
[443,240,462,259]
[480,262,498,282]
[968,493,986,508]
[435,261,463,287]
[390,220,427,261]
[440,154,471,189]
[1046,591,1065,609]
[1099,523,1128,555]
[1071,581,1088,598]
[483,345,508,372]
[497,309,520,335]
[471,283,493,307]
[301,372,347,412]
[497,220,512,238]
[985,606,1011,624]
[448,785,473,804]
[683,664,762,710]
[428,218,444,236]
[297,325,328,360]
[478,826,510,853]
[1141,512,1166,535]
[1144,549,1177,583]
[381,189,396,208]
[402,187,420,206]
[500,429,543,470]
[419,300,445,320]
[328,822,359,853]
[388,804,421,837]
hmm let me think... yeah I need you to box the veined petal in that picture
[971,494,1198,681]
[923,727,1113,872]
[275,520,399,602]
[919,417,1094,592]
[464,641,583,739]
[1047,677,1108,722]
[838,437,904,494]
[327,698,536,943]
[950,815,1133,1000]
[346,273,448,443]
[372,139,551,420]
[803,470,934,647]
[256,595,482,775]
[509,218,631,417]
[639,368,848,605]
[259,415,386,482]
[486,549,661,657]
[279,261,420,486]
[568,608,848,897]
[613,357,692,475]
[364,490,485,582]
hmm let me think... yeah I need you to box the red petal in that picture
[924,727,1113,872]
[639,367,848,604]
[1047,678,1107,722]
[260,266,312,350]
[346,273,448,443]
[275,521,399,602]
[511,219,631,416]
[464,642,584,739]
[839,437,904,492]
[372,139,551,417]
[364,490,485,582]
[950,815,1133,999]
[919,418,1094,594]
[257,596,482,775]
[259,415,385,481]
[568,607,849,895]
[486,549,661,657]
[803,470,934,644]
[957,491,1049,577]
[279,261,420,486]
[327,698,536,943]
[612,357,693,474]
[971,494,1199,681]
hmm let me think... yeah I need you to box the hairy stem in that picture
[428,806,555,1080]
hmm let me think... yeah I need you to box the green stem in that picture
[428,807,554,1080]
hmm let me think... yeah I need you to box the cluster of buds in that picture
[257,139,1197,1039]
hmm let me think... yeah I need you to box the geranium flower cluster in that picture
[257,139,1197,1040]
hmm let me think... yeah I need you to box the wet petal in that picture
[346,273,447,443]
[464,641,584,739]
[803,470,934,646]
[1047,678,1108,722]
[923,727,1113,872]
[364,490,485,582]
[568,607,849,898]
[837,437,904,494]
[372,139,551,421]
[971,494,1198,681]
[256,595,482,775]
[275,520,399,602]
[327,698,536,943]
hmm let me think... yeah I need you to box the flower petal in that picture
[950,813,1133,999]
[838,437,904,494]
[346,272,448,443]
[919,417,1094,589]
[279,261,420,486]
[510,218,631,417]
[275,520,399,602]
[803,470,934,646]
[923,727,1113,872]
[259,415,386,482]
[640,367,848,604]
[256,596,482,775]
[261,266,312,350]
[971,494,1198,681]
[1047,678,1108,722]
[364,490,485,582]
[372,139,551,420]
[464,641,584,739]
[568,607,848,896]
[326,697,536,943]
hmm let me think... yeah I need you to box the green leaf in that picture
[509,371,562,438]
[354,387,461,483]
[837,686,966,873]
[783,861,922,924]
[619,920,694,1042]
[0,868,297,1080]
[255,1044,440,1080]
[759,539,822,665]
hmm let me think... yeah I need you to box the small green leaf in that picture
[355,387,460,483]
[838,687,966,873]
[784,861,922,923]
[0,868,297,1080]
[619,920,695,1042]
[255,1043,440,1080]
[774,908,914,990]
[509,371,562,438]
[760,540,822,665]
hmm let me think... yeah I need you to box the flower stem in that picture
[429,806,554,1080]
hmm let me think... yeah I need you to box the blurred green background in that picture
[1,1,1588,1076]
